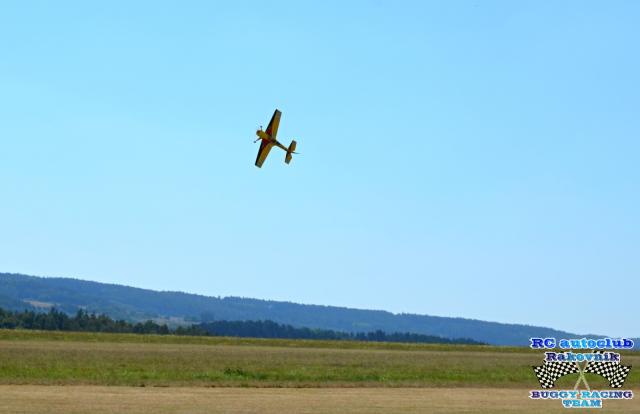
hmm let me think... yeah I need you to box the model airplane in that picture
[254,109,297,168]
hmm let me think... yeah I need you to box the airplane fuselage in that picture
[256,129,288,151]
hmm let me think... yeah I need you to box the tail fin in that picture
[285,140,297,164]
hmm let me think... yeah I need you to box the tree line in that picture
[0,308,206,335]
[201,319,483,344]
[0,307,483,345]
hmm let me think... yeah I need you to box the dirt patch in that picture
[0,386,637,414]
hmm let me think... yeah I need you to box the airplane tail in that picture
[285,140,297,164]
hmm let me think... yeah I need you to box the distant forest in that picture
[200,319,483,344]
[0,308,205,335]
[0,308,483,345]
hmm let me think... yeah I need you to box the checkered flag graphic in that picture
[584,351,632,388]
[532,360,580,388]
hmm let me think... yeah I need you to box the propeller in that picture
[254,125,263,143]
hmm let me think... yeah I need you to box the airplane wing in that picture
[265,109,281,139]
[255,140,275,168]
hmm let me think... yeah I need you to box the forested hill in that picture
[0,307,483,345]
[0,272,621,346]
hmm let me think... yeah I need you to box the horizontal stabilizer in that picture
[285,140,297,164]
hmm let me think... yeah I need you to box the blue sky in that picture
[1,1,638,337]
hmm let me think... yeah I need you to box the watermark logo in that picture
[529,337,634,408]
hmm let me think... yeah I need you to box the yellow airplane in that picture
[254,109,297,168]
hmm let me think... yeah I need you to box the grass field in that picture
[0,330,638,413]
[0,329,638,388]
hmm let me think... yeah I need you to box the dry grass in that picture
[0,386,638,414]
